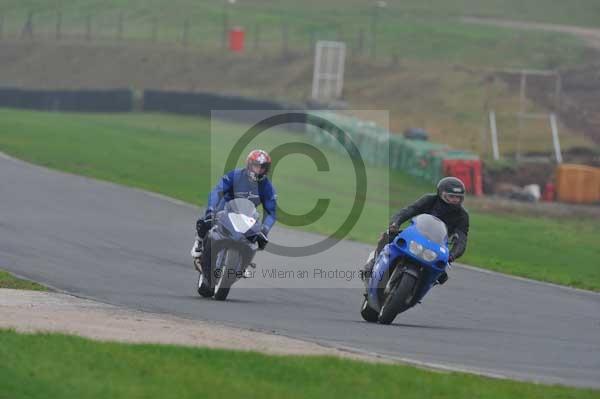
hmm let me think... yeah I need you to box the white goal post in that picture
[311,41,346,102]
[489,110,563,163]
[484,68,563,162]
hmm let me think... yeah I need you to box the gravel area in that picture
[0,288,384,362]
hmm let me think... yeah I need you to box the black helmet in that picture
[437,177,466,206]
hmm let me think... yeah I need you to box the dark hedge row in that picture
[0,88,335,132]
[142,90,292,115]
[0,88,133,112]
[142,89,306,131]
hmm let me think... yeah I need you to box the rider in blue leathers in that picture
[191,150,277,278]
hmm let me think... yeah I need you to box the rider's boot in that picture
[360,229,390,283]
[243,262,256,278]
[360,258,375,283]
[436,271,448,285]
[191,237,203,272]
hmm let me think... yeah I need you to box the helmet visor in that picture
[247,160,270,181]
[442,192,464,205]
[249,162,269,175]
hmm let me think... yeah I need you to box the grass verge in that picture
[0,109,599,290]
[0,329,597,399]
[0,269,47,291]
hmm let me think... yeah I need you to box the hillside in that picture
[0,38,597,158]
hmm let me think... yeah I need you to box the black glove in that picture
[195,219,204,237]
[388,223,400,235]
[448,255,455,264]
[196,212,214,237]
[256,232,268,250]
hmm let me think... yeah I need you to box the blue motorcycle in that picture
[361,214,450,324]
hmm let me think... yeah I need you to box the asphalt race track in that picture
[1,153,599,388]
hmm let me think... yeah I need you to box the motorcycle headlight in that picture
[422,249,438,262]
[409,241,423,256]
[409,240,437,262]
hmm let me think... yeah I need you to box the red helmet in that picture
[246,149,271,182]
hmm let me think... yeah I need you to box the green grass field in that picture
[0,109,599,290]
[0,329,597,399]
[0,0,592,68]
[0,269,47,290]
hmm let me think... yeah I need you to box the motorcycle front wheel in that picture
[213,248,242,301]
[197,272,214,298]
[360,297,378,322]
[378,273,417,325]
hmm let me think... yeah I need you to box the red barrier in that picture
[442,159,483,196]
[229,27,245,52]
[542,181,556,202]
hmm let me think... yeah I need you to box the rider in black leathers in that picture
[363,177,470,284]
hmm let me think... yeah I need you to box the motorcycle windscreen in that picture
[225,198,259,218]
[412,214,448,245]
[225,198,260,233]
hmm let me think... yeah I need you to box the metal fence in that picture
[0,7,398,60]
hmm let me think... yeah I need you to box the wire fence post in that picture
[369,5,378,58]
[481,75,494,155]
[308,28,316,54]
[281,21,289,58]
[85,14,92,41]
[55,11,62,40]
[222,3,229,49]
[549,113,563,163]
[253,23,260,51]
[21,11,34,39]
[554,72,562,111]
[516,70,527,160]
[370,2,387,59]
[151,17,158,43]
[357,28,365,56]
[489,110,500,160]
[182,19,189,47]
[117,11,123,41]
